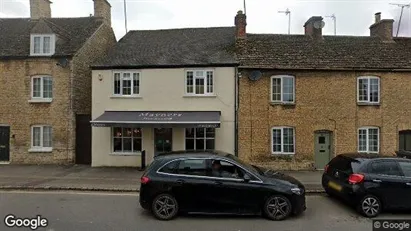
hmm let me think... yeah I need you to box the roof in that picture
[92,27,238,69]
[0,17,105,58]
[238,34,411,70]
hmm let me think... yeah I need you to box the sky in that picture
[1,0,411,40]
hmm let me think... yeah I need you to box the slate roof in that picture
[92,27,238,68]
[238,34,411,70]
[0,17,104,58]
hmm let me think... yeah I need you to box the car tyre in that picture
[263,195,292,221]
[151,193,179,220]
[357,195,382,218]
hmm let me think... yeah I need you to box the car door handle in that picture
[406,183,411,186]
[176,179,185,185]
[373,179,382,183]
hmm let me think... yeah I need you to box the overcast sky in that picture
[1,0,411,40]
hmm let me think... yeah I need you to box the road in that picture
[0,191,410,231]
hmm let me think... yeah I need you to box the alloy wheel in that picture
[152,194,178,220]
[361,196,381,217]
[265,195,292,220]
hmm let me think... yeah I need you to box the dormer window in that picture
[30,34,55,56]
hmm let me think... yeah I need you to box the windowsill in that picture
[30,53,55,57]
[28,98,53,103]
[28,147,53,153]
[271,153,295,156]
[109,152,141,156]
[358,151,379,154]
[110,95,142,99]
[183,94,217,98]
[270,102,295,106]
[357,102,380,106]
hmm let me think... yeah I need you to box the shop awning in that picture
[90,111,221,128]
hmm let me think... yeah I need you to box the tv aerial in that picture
[249,70,262,81]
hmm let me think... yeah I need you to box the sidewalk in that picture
[0,165,324,193]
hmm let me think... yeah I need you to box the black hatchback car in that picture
[322,152,411,218]
[139,150,306,221]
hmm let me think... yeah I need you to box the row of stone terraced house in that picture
[1,0,411,170]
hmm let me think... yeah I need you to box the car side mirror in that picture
[243,174,251,182]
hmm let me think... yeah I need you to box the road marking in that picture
[0,190,139,196]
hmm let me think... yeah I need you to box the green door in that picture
[314,131,332,170]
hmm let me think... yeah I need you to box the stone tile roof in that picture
[0,17,104,58]
[92,27,238,68]
[238,34,411,70]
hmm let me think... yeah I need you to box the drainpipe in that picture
[234,67,239,156]
[329,118,337,157]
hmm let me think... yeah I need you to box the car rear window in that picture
[329,156,361,174]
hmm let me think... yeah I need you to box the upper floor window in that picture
[271,75,295,104]
[30,34,55,56]
[358,127,379,153]
[271,126,295,155]
[113,72,140,96]
[31,76,53,102]
[185,70,214,95]
[357,76,380,104]
[30,125,52,152]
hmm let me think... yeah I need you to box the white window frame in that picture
[270,75,295,104]
[111,127,143,155]
[357,76,380,104]
[271,126,295,155]
[30,75,53,103]
[185,70,215,96]
[358,127,380,154]
[112,71,141,97]
[184,128,216,150]
[29,125,53,152]
[30,34,56,56]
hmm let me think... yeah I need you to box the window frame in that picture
[271,126,295,155]
[30,34,56,56]
[30,75,53,102]
[184,127,216,151]
[357,76,380,104]
[184,70,215,96]
[112,71,141,97]
[270,75,295,104]
[358,126,380,154]
[111,127,143,155]
[29,125,53,152]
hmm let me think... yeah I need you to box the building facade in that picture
[0,0,116,164]
[236,12,411,170]
[90,27,238,167]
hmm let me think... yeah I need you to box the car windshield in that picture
[225,154,262,175]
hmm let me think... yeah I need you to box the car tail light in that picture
[324,164,329,173]
[348,173,364,184]
[141,176,150,184]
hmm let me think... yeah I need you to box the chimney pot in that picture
[304,16,324,40]
[94,0,112,27]
[235,10,247,39]
[370,12,394,41]
[30,0,52,19]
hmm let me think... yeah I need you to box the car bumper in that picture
[321,174,364,205]
[291,194,306,215]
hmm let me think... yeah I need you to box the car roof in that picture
[154,150,233,161]
[339,152,411,162]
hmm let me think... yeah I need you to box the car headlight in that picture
[291,187,303,195]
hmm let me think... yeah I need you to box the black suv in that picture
[322,152,411,217]
[139,150,306,220]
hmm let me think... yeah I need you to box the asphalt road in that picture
[0,191,410,231]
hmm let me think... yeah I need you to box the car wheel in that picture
[263,195,292,221]
[151,193,179,220]
[358,195,382,218]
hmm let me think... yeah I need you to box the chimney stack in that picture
[304,16,324,40]
[235,10,247,39]
[93,0,112,27]
[370,12,394,41]
[30,0,52,19]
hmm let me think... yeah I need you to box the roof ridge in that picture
[128,26,235,32]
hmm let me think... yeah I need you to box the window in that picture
[369,161,402,176]
[113,72,140,96]
[358,127,379,153]
[112,127,142,154]
[271,75,295,103]
[399,130,411,151]
[31,76,53,101]
[30,34,55,56]
[209,159,246,179]
[185,128,215,150]
[357,76,380,104]
[176,159,207,176]
[30,126,52,151]
[185,70,214,95]
[158,160,179,174]
[398,161,411,177]
[271,127,295,154]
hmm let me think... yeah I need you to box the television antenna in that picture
[325,14,336,35]
[124,0,128,33]
[390,3,411,37]
[278,8,291,34]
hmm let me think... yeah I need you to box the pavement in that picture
[0,164,324,193]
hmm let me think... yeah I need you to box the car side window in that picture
[176,159,207,176]
[398,161,411,177]
[158,160,179,174]
[209,159,246,179]
[369,161,403,176]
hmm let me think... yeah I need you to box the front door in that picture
[0,126,10,162]
[314,131,332,170]
[154,128,172,156]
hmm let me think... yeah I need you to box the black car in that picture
[322,152,411,218]
[139,150,306,221]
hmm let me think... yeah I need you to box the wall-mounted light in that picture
[98,74,103,81]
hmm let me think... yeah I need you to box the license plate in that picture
[328,181,342,191]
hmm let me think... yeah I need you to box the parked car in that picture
[139,150,306,220]
[322,152,411,218]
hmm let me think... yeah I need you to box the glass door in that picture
[154,128,172,155]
